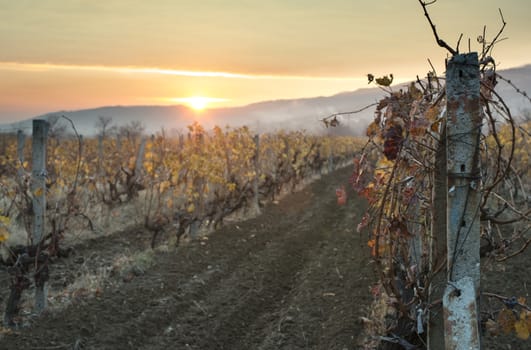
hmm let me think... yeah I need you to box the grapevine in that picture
[321,3,531,346]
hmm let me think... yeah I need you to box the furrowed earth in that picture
[0,166,529,349]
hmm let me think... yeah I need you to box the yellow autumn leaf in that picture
[187,203,195,213]
[0,227,9,243]
[375,74,393,87]
[145,162,153,174]
[515,312,529,340]
[166,198,173,209]
[0,215,9,225]
[33,187,44,197]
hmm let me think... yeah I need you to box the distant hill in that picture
[3,88,384,137]
[2,65,530,137]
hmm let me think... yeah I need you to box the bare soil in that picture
[0,167,376,350]
[1,166,529,349]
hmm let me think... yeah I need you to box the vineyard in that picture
[0,97,529,349]
[0,121,364,329]
[1,3,531,348]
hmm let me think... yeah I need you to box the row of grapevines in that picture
[0,122,364,251]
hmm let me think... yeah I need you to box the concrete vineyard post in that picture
[31,119,49,313]
[253,134,261,215]
[443,53,481,349]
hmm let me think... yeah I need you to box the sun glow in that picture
[171,96,228,111]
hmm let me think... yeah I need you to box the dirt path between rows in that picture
[1,167,376,350]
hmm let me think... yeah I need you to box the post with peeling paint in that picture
[31,119,49,313]
[444,53,481,349]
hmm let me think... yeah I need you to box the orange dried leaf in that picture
[431,120,441,133]
[366,121,380,138]
[425,106,440,121]
[498,308,516,334]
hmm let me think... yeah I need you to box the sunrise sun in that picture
[187,96,209,110]
[171,96,227,111]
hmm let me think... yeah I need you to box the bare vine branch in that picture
[483,292,531,311]
[496,73,531,104]
[61,115,82,197]
[321,102,379,127]
[418,0,458,55]
[481,9,507,60]
[495,233,531,262]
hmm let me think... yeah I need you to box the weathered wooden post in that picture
[253,134,261,215]
[443,52,481,349]
[31,119,49,313]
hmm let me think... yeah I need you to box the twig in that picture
[456,33,464,54]
[29,343,71,349]
[481,9,507,60]
[61,115,82,196]
[427,58,442,89]
[483,292,531,311]
[321,102,379,122]
[378,333,418,350]
[416,75,427,94]
[495,73,531,104]
[496,235,531,262]
[192,300,208,315]
[480,85,516,210]
[418,0,457,55]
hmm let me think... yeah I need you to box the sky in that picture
[1,0,530,123]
